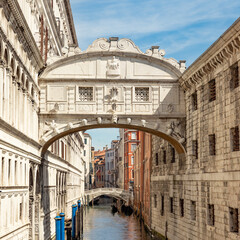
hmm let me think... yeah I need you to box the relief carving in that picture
[107,56,120,76]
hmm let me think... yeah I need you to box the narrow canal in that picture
[82,202,153,240]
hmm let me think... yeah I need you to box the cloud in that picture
[70,0,240,63]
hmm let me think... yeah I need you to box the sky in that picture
[70,0,240,150]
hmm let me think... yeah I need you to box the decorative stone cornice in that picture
[63,0,78,46]
[0,118,42,150]
[1,0,44,71]
[41,38,184,79]
[0,27,40,92]
[179,17,240,90]
[42,0,63,56]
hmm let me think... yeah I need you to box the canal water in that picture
[82,203,153,240]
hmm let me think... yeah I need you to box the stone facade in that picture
[0,1,89,240]
[151,18,240,240]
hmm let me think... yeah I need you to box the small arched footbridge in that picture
[84,188,131,204]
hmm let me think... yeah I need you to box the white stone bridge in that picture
[38,37,187,158]
[84,188,131,204]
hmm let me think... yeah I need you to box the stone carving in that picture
[107,56,120,76]
[82,119,87,125]
[97,117,102,124]
[112,113,118,124]
[166,121,185,143]
[167,104,174,113]
[145,47,166,59]
[86,38,110,52]
[141,119,146,127]
[67,122,73,129]
[127,118,132,124]
[50,103,59,113]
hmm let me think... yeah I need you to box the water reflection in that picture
[83,204,153,240]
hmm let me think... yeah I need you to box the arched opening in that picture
[35,170,40,239]
[29,167,34,240]
[41,124,186,158]
[3,48,8,66]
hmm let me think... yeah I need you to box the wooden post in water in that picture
[75,210,80,239]
[80,205,83,235]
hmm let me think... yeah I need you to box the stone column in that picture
[124,86,132,113]
[12,76,16,127]
[0,61,5,118]
[0,148,2,186]
[4,68,10,122]
[23,89,27,135]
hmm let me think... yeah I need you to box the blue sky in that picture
[70,0,240,149]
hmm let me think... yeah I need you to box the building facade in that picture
[83,133,92,190]
[150,18,240,240]
[133,132,152,228]
[93,148,106,188]
[115,129,124,189]
[0,1,87,240]
[123,129,140,191]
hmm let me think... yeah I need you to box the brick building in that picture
[122,129,140,191]
[94,148,106,188]
[133,132,152,229]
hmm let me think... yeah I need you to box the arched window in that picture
[29,168,34,196]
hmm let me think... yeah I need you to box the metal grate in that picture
[135,87,149,101]
[163,150,167,164]
[180,199,184,217]
[190,201,196,221]
[209,134,216,156]
[209,79,216,102]
[192,91,198,111]
[229,207,239,232]
[207,204,215,226]
[170,145,175,163]
[230,126,239,152]
[192,140,198,159]
[155,153,159,166]
[230,65,239,90]
[170,197,174,213]
[78,87,93,101]
[154,194,157,208]
[161,195,164,216]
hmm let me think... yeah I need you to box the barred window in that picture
[191,201,196,221]
[229,207,238,233]
[78,87,93,101]
[192,140,198,159]
[154,194,157,208]
[170,197,174,213]
[161,195,164,216]
[155,153,159,166]
[192,91,198,111]
[230,64,239,90]
[135,87,149,101]
[209,79,216,102]
[170,145,175,163]
[230,127,239,152]
[209,134,216,156]
[180,199,184,217]
[163,150,167,164]
[207,204,215,226]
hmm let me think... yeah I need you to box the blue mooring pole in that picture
[55,216,61,240]
[72,204,77,239]
[60,212,65,240]
[77,200,81,210]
